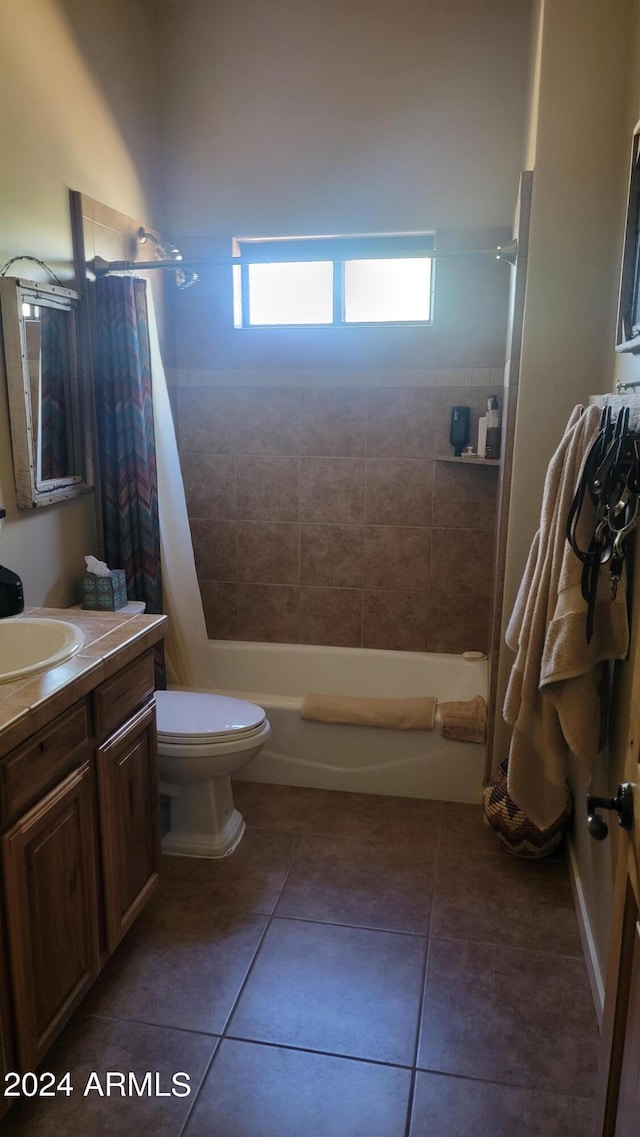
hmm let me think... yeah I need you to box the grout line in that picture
[413,882,437,1071]
[404,931,431,1137]
[426,930,586,961]
[176,1037,221,1137]
[221,1032,415,1072]
[408,1063,598,1099]
[267,910,431,940]
[216,832,304,1040]
[82,1009,222,1039]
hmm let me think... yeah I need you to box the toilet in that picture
[155,690,271,858]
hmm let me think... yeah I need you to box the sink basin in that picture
[0,617,84,684]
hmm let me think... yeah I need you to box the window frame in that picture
[232,232,436,330]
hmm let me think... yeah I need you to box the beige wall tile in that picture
[366,389,435,458]
[364,527,430,592]
[300,587,363,647]
[238,584,300,643]
[300,525,364,588]
[427,592,491,654]
[432,462,498,529]
[300,389,366,456]
[182,453,236,518]
[237,522,300,584]
[178,387,237,453]
[363,591,427,652]
[300,458,365,524]
[190,519,238,581]
[236,456,299,521]
[235,389,300,454]
[200,581,239,640]
[430,529,494,595]
[365,460,433,526]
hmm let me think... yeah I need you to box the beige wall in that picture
[0,0,161,606]
[160,0,533,241]
[496,0,636,992]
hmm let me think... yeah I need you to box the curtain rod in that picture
[88,239,518,278]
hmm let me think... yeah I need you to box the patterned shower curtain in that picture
[94,276,164,681]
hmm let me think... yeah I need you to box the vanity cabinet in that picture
[0,642,161,1083]
[94,652,159,955]
[0,906,15,1120]
[2,763,100,1071]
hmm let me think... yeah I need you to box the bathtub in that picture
[190,641,487,803]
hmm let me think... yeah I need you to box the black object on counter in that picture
[0,565,24,618]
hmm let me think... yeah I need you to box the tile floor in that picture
[4,783,599,1136]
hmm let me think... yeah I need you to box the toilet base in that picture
[160,774,246,858]
[161,808,246,858]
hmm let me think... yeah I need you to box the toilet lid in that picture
[155,690,266,744]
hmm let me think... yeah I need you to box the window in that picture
[232,233,435,328]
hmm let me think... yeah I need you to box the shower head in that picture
[137,227,197,287]
[138,227,182,262]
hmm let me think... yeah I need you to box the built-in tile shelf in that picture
[435,456,500,467]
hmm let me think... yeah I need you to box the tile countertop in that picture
[0,607,167,759]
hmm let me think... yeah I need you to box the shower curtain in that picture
[146,288,210,685]
[94,273,209,686]
[94,276,163,616]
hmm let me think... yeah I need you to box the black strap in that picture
[566,408,640,643]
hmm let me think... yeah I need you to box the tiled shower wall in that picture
[176,371,501,653]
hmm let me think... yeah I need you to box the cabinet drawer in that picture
[0,702,90,823]
[92,650,155,742]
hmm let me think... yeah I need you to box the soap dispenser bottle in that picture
[485,396,501,459]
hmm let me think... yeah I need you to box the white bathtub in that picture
[186,641,487,804]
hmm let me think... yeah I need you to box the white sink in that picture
[0,617,84,684]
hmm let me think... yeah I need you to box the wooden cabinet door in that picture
[2,763,100,1071]
[96,700,160,954]
[0,904,15,1120]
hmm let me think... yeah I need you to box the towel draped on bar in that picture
[503,404,629,830]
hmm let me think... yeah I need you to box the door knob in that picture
[587,783,634,840]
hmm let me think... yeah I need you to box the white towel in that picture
[503,404,629,829]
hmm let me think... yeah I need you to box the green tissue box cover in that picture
[81,570,128,611]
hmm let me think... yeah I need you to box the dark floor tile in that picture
[86,903,267,1034]
[158,830,300,914]
[184,1039,411,1137]
[409,1070,593,1137]
[418,939,599,1096]
[276,834,435,934]
[2,1015,215,1137]
[229,917,425,1064]
[438,801,502,854]
[431,849,582,956]
[234,782,442,845]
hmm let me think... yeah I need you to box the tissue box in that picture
[81,570,128,611]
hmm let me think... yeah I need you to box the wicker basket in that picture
[482,759,573,858]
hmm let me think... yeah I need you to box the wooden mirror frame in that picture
[0,276,94,508]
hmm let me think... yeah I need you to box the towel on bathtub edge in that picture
[300,693,437,730]
[438,694,487,744]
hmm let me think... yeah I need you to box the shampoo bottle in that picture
[485,396,501,459]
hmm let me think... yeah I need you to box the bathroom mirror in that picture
[0,277,94,507]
